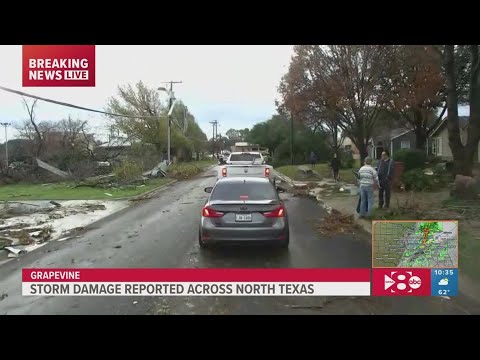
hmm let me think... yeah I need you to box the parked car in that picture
[199,177,289,249]
[217,151,276,185]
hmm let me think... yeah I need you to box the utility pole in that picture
[159,81,182,165]
[1,122,11,172]
[210,120,218,157]
[290,112,294,165]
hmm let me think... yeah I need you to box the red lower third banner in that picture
[22,268,371,296]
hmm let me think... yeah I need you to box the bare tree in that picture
[22,98,42,157]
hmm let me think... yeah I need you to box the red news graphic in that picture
[371,268,431,296]
[22,268,371,296]
[22,45,95,87]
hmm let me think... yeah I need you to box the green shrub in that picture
[113,161,143,181]
[401,169,434,191]
[394,149,427,171]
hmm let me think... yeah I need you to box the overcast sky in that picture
[0,45,294,142]
[0,45,470,144]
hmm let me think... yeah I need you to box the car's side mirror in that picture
[276,187,285,193]
[204,187,213,193]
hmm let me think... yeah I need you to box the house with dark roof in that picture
[368,127,417,160]
[427,116,479,162]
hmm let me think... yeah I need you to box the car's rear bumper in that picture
[201,225,288,243]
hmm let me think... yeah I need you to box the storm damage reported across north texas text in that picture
[21,282,371,296]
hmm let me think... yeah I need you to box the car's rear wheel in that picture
[279,231,289,250]
[198,230,209,250]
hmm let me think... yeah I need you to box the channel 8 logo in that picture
[385,271,422,293]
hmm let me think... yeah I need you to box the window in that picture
[229,153,261,161]
[211,181,277,201]
[400,140,410,149]
[432,137,442,155]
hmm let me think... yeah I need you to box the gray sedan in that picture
[199,177,289,249]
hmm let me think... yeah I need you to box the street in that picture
[0,166,478,315]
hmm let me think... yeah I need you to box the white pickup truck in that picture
[217,151,276,185]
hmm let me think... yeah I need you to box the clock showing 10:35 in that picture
[431,268,458,296]
[433,269,455,276]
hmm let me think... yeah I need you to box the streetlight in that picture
[0,122,11,171]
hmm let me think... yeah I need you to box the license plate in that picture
[235,213,252,222]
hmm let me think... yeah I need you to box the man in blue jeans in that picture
[358,156,379,218]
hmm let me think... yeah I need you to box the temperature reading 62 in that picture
[438,289,450,295]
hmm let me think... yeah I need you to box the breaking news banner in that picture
[22,268,371,297]
[22,45,95,87]
[371,268,459,297]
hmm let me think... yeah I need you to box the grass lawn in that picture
[0,159,215,201]
[0,177,173,201]
[276,163,357,184]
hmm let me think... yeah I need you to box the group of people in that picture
[356,150,395,218]
[309,149,394,218]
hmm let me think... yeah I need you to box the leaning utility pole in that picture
[0,122,11,172]
[210,120,218,157]
[159,81,182,165]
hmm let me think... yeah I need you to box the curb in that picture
[312,194,373,240]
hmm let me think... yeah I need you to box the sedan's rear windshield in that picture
[229,153,261,162]
[211,181,277,201]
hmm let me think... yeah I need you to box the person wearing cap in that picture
[358,156,379,218]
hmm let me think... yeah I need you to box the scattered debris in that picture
[104,193,113,197]
[0,293,7,301]
[114,245,122,249]
[36,158,70,178]
[285,304,324,310]
[133,301,138,305]
[127,231,139,238]
[4,246,27,257]
[84,204,107,211]
[317,209,360,235]
[50,201,62,207]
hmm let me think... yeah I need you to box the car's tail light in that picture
[202,206,224,218]
[263,205,285,218]
[221,167,227,177]
[264,167,270,177]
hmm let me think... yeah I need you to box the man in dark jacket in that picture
[377,150,395,209]
[330,153,341,182]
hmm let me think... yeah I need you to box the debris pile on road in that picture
[317,209,360,235]
[0,200,127,259]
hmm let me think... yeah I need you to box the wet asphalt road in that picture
[0,166,478,315]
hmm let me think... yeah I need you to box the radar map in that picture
[372,221,458,268]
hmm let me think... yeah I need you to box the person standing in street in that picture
[358,156,379,218]
[377,150,395,209]
[330,153,341,182]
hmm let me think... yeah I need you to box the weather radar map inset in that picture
[372,221,458,268]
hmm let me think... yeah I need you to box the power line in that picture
[0,85,164,120]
